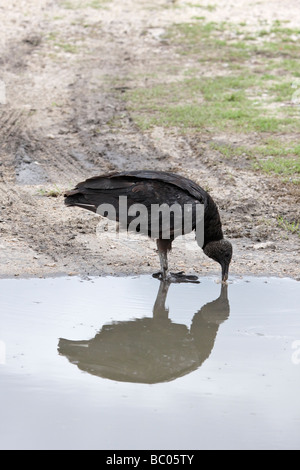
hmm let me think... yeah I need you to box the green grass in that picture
[122,18,300,184]
[37,185,64,197]
[254,141,300,158]
[126,19,300,134]
[186,3,217,12]
[126,74,298,134]
[88,0,109,8]
[55,42,78,53]
[278,217,300,237]
[63,0,110,9]
[256,156,300,179]
[209,139,300,183]
[47,32,79,54]
[166,19,300,68]
[209,142,250,159]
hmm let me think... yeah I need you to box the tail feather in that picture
[64,176,132,214]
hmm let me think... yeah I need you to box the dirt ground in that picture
[0,0,299,280]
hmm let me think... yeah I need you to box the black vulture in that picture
[64,170,232,282]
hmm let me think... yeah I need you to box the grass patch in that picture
[55,42,78,53]
[62,0,110,9]
[167,19,300,68]
[186,3,217,12]
[209,142,250,159]
[126,18,300,133]
[47,32,79,54]
[37,185,64,198]
[278,217,300,237]
[166,21,250,62]
[254,141,300,158]
[255,156,300,179]
[123,17,300,183]
[126,74,298,134]
[88,0,109,8]
[209,139,300,183]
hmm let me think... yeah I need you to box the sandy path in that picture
[0,0,299,279]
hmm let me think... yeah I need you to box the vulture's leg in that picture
[153,239,171,281]
[153,239,199,283]
[152,280,171,321]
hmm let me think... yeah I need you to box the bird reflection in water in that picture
[58,282,230,384]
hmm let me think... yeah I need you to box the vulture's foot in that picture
[152,271,199,284]
[152,271,164,280]
[170,272,200,283]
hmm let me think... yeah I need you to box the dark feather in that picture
[64,170,223,246]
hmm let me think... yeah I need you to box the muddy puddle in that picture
[0,275,299,450]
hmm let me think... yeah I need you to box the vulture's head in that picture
[203,239,233,282]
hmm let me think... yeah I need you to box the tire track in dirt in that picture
[0,0,299,278]
[0,16,143,275]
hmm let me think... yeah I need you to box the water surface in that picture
[0,275,299,450]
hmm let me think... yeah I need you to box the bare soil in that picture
[0,0,299,280]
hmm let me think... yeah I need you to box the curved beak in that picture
[221,262,229,283]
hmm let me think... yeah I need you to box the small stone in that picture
[253,242,276,250]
